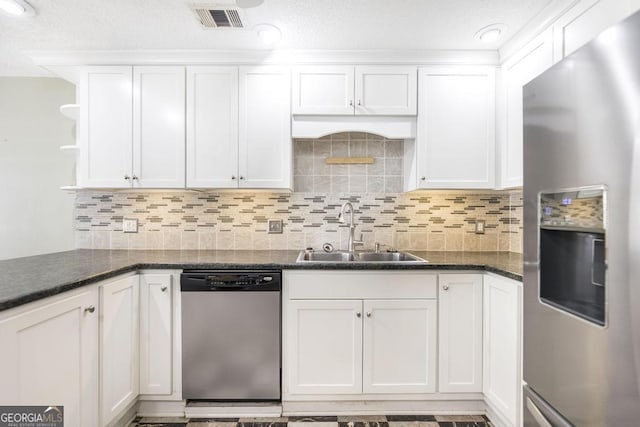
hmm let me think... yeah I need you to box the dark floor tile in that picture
[190,419,239,422]
[289,417,339,422]
[386,416,436,422]
[137,424,189,427]
[437,423,453,427]
[238,423,287,427]
[452,423,486,427]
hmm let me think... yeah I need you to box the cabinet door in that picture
[483,274,522,427]
[500,30,553,189]
[286,299,363,394]
[100,275,139,426]
[79,66,133,188]
[438,274,483,393]
[133,66,186,188]
[362,299,437,394]
[0,288,99,427]
[239,66,292,189]
[292,66,354,115]
[355,66,417,115]
[139,274,173,396]
[552,0,633,59]
[186,66,239,188]
[417,66,495,189]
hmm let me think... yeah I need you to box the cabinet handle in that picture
[356,312,361,318]
[124,174,131,181]
[349,100,354,107]
[84,305,95,314]
[443,285,449,291]
[132,175,138,181]
[366,312,371,317]
[231,175,236,180]
[357,99,362,106]
[239,176,245,180]
[421,177,426,181]
[161,286,167,292]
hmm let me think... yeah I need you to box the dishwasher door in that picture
[181,288,281,401]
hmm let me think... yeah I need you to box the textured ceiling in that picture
[0,0,553,76]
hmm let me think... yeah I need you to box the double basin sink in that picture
[296,250,427,264]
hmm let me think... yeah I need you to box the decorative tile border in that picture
[74,189,523,253]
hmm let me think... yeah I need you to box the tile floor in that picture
[130,415,493,427]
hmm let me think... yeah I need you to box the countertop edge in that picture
[0,258,522,313]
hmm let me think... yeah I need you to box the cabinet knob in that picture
[349,100,354,107]
[124,174,131,181]
[421,177,426,181]
[84,305,95,314]
[161,286,167,292]
[231,175,237,180]
[239,176,245,180]
[356,312,362,318]
[357,99,362,106]
[366,312,371,317]
[443,285,449,291]
[132,175,138,181]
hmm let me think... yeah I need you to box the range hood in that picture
[291,115,417,139]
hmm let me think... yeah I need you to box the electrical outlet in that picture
[475,220,485,234]
[123,218,138,233]
[267,219,283,234]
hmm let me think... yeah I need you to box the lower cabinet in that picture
[438,274,483,393]
[283,270,438,397]
[0,287,99,427]
[100,274,140,426]
[483,273,522,427]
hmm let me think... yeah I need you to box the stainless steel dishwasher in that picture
[180,270,281,401]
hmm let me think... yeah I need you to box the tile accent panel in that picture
[75,190,523,253]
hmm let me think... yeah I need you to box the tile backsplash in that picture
[74,190,523,253]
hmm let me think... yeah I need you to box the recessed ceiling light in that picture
[255,23,282,45]
[0,0,35,16]
[474,24,507,43]
[236,0,264,8]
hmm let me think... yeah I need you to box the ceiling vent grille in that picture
[192,6,245,29]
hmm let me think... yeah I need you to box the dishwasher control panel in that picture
[181,270,281,292]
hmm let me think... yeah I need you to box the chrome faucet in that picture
[338,201,363,253]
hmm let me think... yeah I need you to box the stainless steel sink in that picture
[296,250,427,263]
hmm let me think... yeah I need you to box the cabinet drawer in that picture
[284,270,437,299]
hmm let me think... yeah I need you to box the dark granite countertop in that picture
[0,249,522,312]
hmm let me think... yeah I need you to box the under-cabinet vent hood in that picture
[192,5,245,28]
[291,116,417,139]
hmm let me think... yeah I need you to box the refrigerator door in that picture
[523,9,640,427]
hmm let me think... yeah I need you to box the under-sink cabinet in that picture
[283,270,438,397]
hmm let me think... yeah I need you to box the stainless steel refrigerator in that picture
[523,9,640,427]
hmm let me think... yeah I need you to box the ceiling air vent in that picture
[192,5,246,29]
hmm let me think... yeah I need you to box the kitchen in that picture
[0,1,638,426]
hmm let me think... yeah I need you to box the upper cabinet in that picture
[499,30,554,189]
[292,65,417,116]
[412,66,496,190]
[79,66,186,189]
[238,66,292,189]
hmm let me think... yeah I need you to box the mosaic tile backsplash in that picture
[74,190,523,253]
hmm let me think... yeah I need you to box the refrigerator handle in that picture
[526,397,553,427]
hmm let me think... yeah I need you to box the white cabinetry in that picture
[0,287,99,427]
[79,66,185,189]
[292,66,417,115]
[186,66,239,188]
[139,272,181,399]
[500,30,554,189]
[133,67,186,188]
[438,274,483,393]
[100,275,139,426]
[283,271,437,397]
[239,66,292,189]
[414,66,496,189]
[483,273,522,427]
[79,66,133,188]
